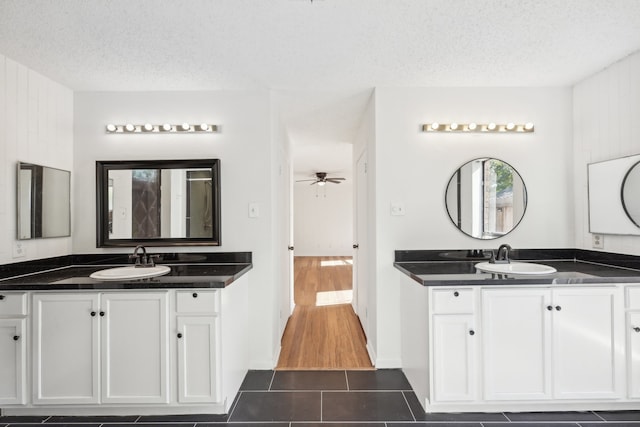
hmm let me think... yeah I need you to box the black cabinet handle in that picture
[13,335,20,341]
[469,330,475,336]
[353,244,359,249]
[177,333,183,339]
[453,291,460,297]
[90,311,96,317]
[288,246,294,251]
[547,305,553,311]
[633,327,640,333]
[555,306,562,311]
[192,292,198,298]
[99,311,105,317]
[0,295,4,300]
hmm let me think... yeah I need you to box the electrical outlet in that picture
[12,241,26,258]
[592,234,604,249]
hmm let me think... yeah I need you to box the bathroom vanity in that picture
[396,249,640,413]
[0,252,251,416]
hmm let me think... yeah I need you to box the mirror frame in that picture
[96,159,221,247]
[621,160,640,228]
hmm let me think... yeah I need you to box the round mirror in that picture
[622,161,640,227]
[445,158,527,239]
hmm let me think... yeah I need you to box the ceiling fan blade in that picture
[296,179,317,182]
[326,178,344,183]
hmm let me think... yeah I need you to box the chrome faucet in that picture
[492,244,512,264]
[129,245,156,267]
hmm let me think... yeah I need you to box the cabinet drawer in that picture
[176,290,219,313]
[0,293,27,316]
[432,288,475,313]
[627,286,640,309]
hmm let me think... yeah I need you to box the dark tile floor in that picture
[1,370,639,426]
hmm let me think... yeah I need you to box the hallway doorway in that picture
[277,256,372,370]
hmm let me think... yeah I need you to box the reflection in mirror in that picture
[622,161,640,227]
[445,158,527,239]
[17,162,71,239]
[96,159,220,247]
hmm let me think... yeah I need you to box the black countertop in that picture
[394,249,640,286]
[0,252,252,291]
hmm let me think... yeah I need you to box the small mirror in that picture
[96,159,220,247]
[17,162,71,239]
[445,158,527,239]
[622,161,640,228]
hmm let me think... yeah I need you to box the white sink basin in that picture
[475,261,557,275]
[90,265,171,281]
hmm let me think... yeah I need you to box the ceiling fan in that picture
[297,172,346,186]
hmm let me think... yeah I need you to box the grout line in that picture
[344,370,350,391]
[268,370,276,391]
[320,390,323,422]
[226,390,243,422]
[134,416,141,423]
[42,417,51,423]
[592,411,607,422]
[400,391,416,422]
[503,412,513,422]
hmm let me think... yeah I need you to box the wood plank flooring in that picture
[276,256,373,370]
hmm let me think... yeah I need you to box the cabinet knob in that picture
[90,311,96,317]
[547,305,553,311]
[633,327,640,333]
[192,292,198,298]
[555,306,562,311]
[177,333,183,339]
[13,335,20,341]
[99,311,105,317]
[453,291,460,297]
[353,244,359,249]
[469,330,475,336]
[0,295,4,300]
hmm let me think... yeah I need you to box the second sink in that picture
[90,265,171,281]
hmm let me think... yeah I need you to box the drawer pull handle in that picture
[453,291,459,297]
[555,306,562,311]
[13,335,20,341]
[177,333,183,339]
[634,327,640,333]
[99,311,105,317]
[547,305,553,311]
[469,330,475,336]
[90,311,97,317]
[192,292,198,298]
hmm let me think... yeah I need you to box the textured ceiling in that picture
[1,0,640,175]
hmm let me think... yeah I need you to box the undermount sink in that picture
[89,265,171,281]
[475,261,557,276]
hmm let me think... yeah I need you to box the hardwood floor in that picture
[276,256,373,370]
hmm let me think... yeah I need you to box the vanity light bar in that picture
[105,123,218,134]
[422,122,535,133]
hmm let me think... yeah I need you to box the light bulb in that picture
[524,122,534,131]
[125,123,135,132]
[161,123,172,132]
[317,181,326,186]
[467,123,477,131]
[506,122,515,131]
[199,123,209,131]
[180,123,191,131]
[487,122,497,131]
[449,123,459,131]
[143,123,154,132]
[106,124,117,132]
[430,122,440,130]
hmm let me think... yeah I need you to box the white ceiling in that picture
[2,0,640,178]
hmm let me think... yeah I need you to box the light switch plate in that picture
[592,233,604,249]
[391,202,405,216]
[12,241,25,258]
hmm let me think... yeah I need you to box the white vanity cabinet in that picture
[626,286,640,398]
[431,288,478,402]
[33,292,169,405]
[0,292,28,405]
[175,290,221,403]
[482,287,623,401]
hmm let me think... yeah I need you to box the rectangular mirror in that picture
[96,159,221,247]
[17,162,71,239]
[588,153,640,235]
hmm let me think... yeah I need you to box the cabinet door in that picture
[0,319,26,405]
[629,312,640,398]
[33,293,100,404]
[482,289,552,400]
[177,315,220,403]
[431,314,476,402]
[552,288,622,399]
[101,292,168,404]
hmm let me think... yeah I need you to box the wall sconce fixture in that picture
[422,122,534,133]
[105,123,218,134]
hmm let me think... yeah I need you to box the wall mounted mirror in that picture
[588,153,640,235]
[17,162,71,239]
[445,158,527,239]
[96,159,220,247]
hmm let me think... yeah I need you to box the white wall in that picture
[0,54,74,264]
[573,50,640,255]
[73,90,281,368]
[373,87,573,366]
[293,180,353,256]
